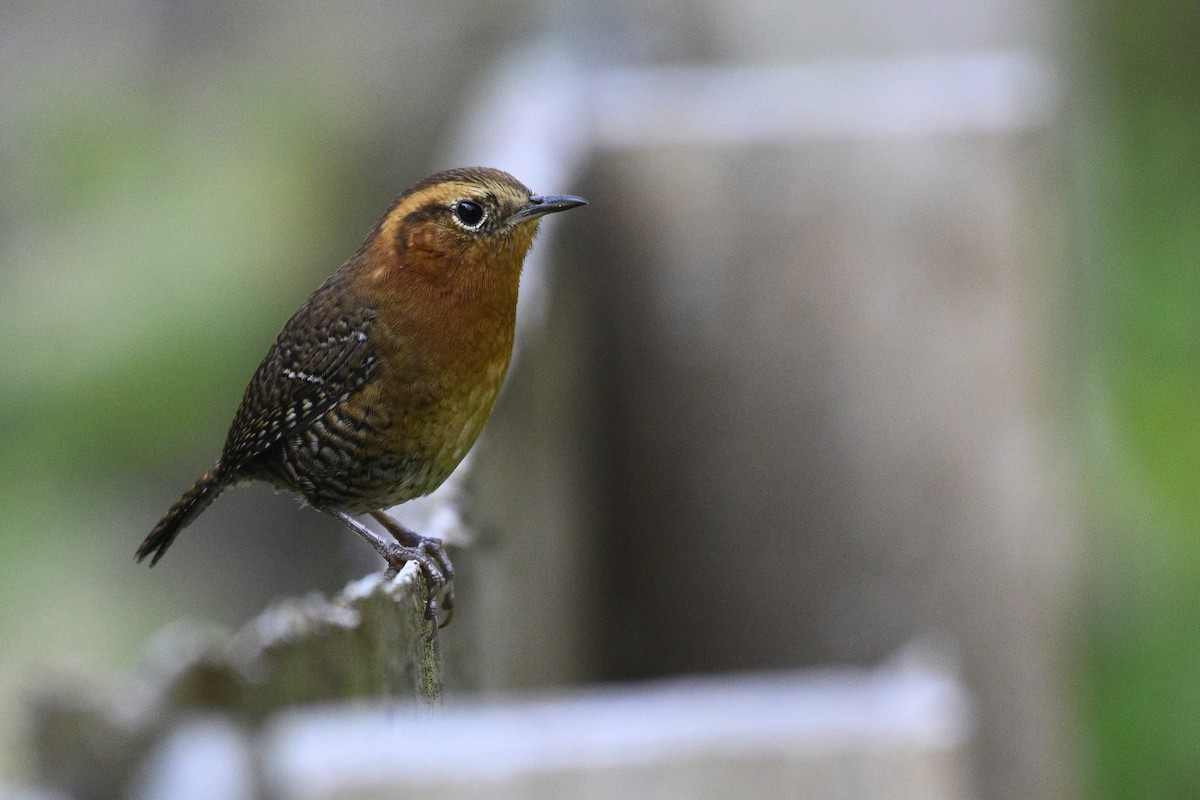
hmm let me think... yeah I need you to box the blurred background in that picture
[0,0,1195,798]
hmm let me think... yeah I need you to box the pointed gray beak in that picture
[511,194,588,222]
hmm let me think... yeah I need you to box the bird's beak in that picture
[511,194,588,222]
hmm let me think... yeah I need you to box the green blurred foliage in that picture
[2,1,1197,796]
[1,80,350,477]
[1081,0,1200,797]
[0,52,385,780]
[0,2,518,780]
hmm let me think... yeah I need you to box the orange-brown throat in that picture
[361,209,538,326]
[347,173,544,387]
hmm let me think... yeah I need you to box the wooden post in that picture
[29,567,438,800]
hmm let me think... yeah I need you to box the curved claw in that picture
[369,511,456,633]
[438,586,455,629]
[380,542,448,626]
[323,507,457,634]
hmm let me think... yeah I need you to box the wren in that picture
[137,167,587,629]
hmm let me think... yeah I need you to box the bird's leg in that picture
[322,507,449,628]
[369,511,455,629]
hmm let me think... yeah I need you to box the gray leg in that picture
[370,511,456,629]
[322,507,449,629]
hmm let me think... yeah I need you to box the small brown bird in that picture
[137,167,586,628]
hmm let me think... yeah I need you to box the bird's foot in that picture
[323,506,456,637]
[370,512,455,633]
[381,537,455,633]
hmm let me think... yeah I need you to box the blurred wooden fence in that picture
[27,568,971,800]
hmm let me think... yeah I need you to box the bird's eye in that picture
[452,200,486,229]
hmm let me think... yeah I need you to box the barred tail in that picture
[136,464,228,566]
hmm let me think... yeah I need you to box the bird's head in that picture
[360,167,586,303]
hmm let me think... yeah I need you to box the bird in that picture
[137,166,587,630]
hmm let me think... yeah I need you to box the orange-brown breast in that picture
[245,175,541,512]
[330,208,534,508]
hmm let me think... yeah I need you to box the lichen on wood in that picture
[30,566,439,800]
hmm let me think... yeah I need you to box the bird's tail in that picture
[136,464,227,566]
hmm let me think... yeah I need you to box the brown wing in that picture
[219,280,380,473]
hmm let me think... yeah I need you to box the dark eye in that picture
[452,200,486,229]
